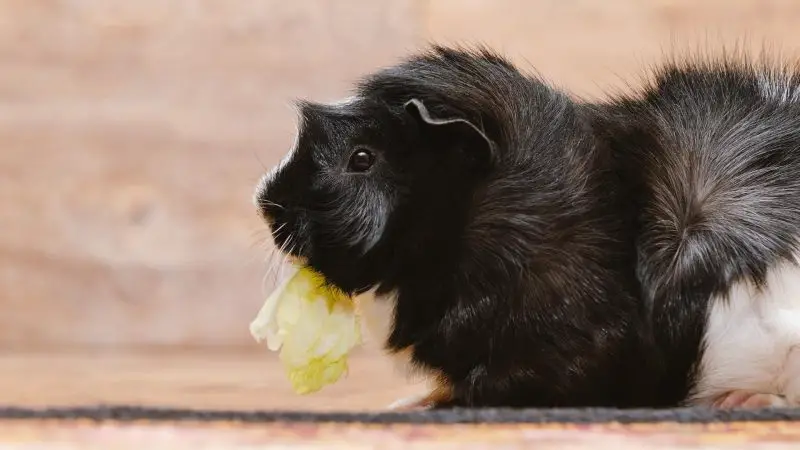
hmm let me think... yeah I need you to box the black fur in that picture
[257,46,661,408]
[589,52,800,405]
[255,45,800,408]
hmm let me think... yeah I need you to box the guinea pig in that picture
[254,45,665,409]
[588,52,800,409]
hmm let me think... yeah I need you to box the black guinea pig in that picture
[255,45,661,409]
[255,45,800,410]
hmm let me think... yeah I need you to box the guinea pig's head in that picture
[254,95,494,294]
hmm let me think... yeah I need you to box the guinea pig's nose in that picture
[253,173,283,224]
[254,190,281,228]
[257,197,285,226]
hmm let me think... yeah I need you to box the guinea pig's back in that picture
[595,56,800,407]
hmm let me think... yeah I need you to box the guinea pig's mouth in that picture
[269,224,310,266]
[269,238,310,276]
[254,181,313,269]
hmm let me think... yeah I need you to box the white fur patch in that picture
[354,287,397,346]
[354,288,422,379]
[690,252,800,405]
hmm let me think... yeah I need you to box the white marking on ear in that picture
[404,98,491,142]
[689,251,800,406]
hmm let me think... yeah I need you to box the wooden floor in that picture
[4,348,800,449]
[0,346,424,411]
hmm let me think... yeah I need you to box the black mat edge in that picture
[1,405,800,425]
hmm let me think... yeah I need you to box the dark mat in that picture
[2,405,800,424]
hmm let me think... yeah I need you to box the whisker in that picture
[278,235,296,282]
[257,221,290,291]
[264,247,284,287]
[261,265,273,297]
[270,226,295,284]
[262,224,285,258]
[253,150,269,172]
[269,223,287,245]
[259,199,286,210]
[238,225,283,271]
[264,247,280,283]
[247,228,274,253]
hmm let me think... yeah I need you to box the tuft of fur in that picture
[589,50,800,405]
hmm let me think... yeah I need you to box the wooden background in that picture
[4,0,800,411]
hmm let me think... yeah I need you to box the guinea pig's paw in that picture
[711,391,789,409]
[387,386,453,411]
[387,391,440,411]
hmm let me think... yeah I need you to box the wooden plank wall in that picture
[3,0,800,350]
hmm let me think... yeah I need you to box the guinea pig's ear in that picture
[404,98,494,171]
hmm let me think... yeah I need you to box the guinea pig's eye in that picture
[347,148,375,173]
